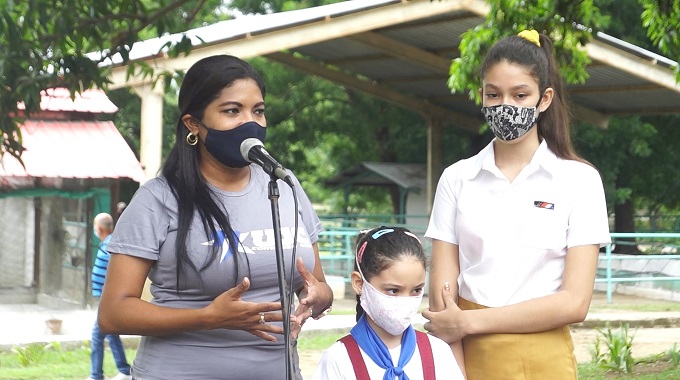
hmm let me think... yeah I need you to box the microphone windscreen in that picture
[240,138,264,162]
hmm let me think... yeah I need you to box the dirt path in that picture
[571,327,680,363]
[300,349,327,379]
[298,327,680,378]
[298,292,680,378]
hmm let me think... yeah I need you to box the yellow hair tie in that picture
[518,29,540,47]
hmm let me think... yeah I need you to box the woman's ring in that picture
[309,308,314,318]
[259,312,265,325]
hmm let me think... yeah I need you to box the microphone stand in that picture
[267,176,295,380]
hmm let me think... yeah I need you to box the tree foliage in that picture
[249,57,472,214]
[3,0,679,222]
[577,0,680,234]
[0,0,225,163]
[228,0,341,14]
[640,0,680,81]
[448,0,609,104]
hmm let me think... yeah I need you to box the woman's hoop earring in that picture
[186,132,198,146]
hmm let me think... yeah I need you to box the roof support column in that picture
[132,83,164,183]
[426,117,443,214]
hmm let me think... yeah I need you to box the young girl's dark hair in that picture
[353,226,427,321]
[162,55,266,289]
[481,33,585,163]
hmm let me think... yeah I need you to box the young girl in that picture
[313,226,465,380]
[423,30,611,379]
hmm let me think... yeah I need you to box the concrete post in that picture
[426,117,443,214]
[132,82,164,183]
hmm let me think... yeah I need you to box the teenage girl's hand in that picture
[203,277,286,342]
[291,257,320,339]
[422,283,468,343]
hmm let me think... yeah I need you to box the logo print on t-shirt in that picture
[202,230,249,263]
[202,227,312,263]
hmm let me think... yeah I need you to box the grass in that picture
[2,335,680,379]
[579,361,680,379]
[297,330,345,351]
[593,323,636,373]
[0,342,136,380]
[581,322,680,379]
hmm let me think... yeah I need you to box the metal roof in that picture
[325,162,427,192]
[0,120,145,186]
[107,0,680,131]
[17,88,119,114]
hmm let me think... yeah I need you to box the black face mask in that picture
[199,120,266,168]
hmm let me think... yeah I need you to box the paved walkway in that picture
[2,292,680,363]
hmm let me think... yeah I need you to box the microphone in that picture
[240,138,293,186]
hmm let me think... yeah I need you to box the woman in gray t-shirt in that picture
[98,55,333,380]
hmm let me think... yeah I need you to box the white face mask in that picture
[360,278,423,336]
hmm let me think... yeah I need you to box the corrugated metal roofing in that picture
[284,14,680,123]
[380,15,483,51]
[17,88,119,114]
[326,162,426,191]
[106,0,679,129]
[0,120,144,183]
[238,1,679,123]
[96,0,401,65]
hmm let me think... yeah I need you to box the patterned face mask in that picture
[481,98,542,141]
[359,278,423,336]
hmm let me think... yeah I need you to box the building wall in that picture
[0,194,96,306]
[0,197,34,288]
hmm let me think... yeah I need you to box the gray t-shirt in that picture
[108,166,323,379]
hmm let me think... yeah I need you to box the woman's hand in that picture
[204,277,285,342]
[290,257,322,339]
[422,283,468,343]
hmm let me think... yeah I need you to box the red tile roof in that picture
[17,88,119,114]
[0,120,144,184]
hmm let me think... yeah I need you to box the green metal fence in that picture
[317,229,356,280]
[317,223,680,303]
[317,218,430,281]
[599,232,680,303]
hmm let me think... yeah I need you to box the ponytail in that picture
[536,35,584,163]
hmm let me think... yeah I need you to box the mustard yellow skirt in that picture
[459,298,578,380]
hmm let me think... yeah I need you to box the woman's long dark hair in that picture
[482,34,587,163]
[161,55,266,290]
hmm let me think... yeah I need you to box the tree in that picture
[249,57,472,215]
[0,0,225,163]
[446,0,679,99]
[6,0,677,223]
[575,0,680,240]
[448,0,608,104]
[640,0,680,81]
[228,0,341,14]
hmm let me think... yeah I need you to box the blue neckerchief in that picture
[349,314,416,380]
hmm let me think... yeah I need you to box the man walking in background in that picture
[87,213,132,380]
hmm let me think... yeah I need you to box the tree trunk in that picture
[613,198,641,254]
